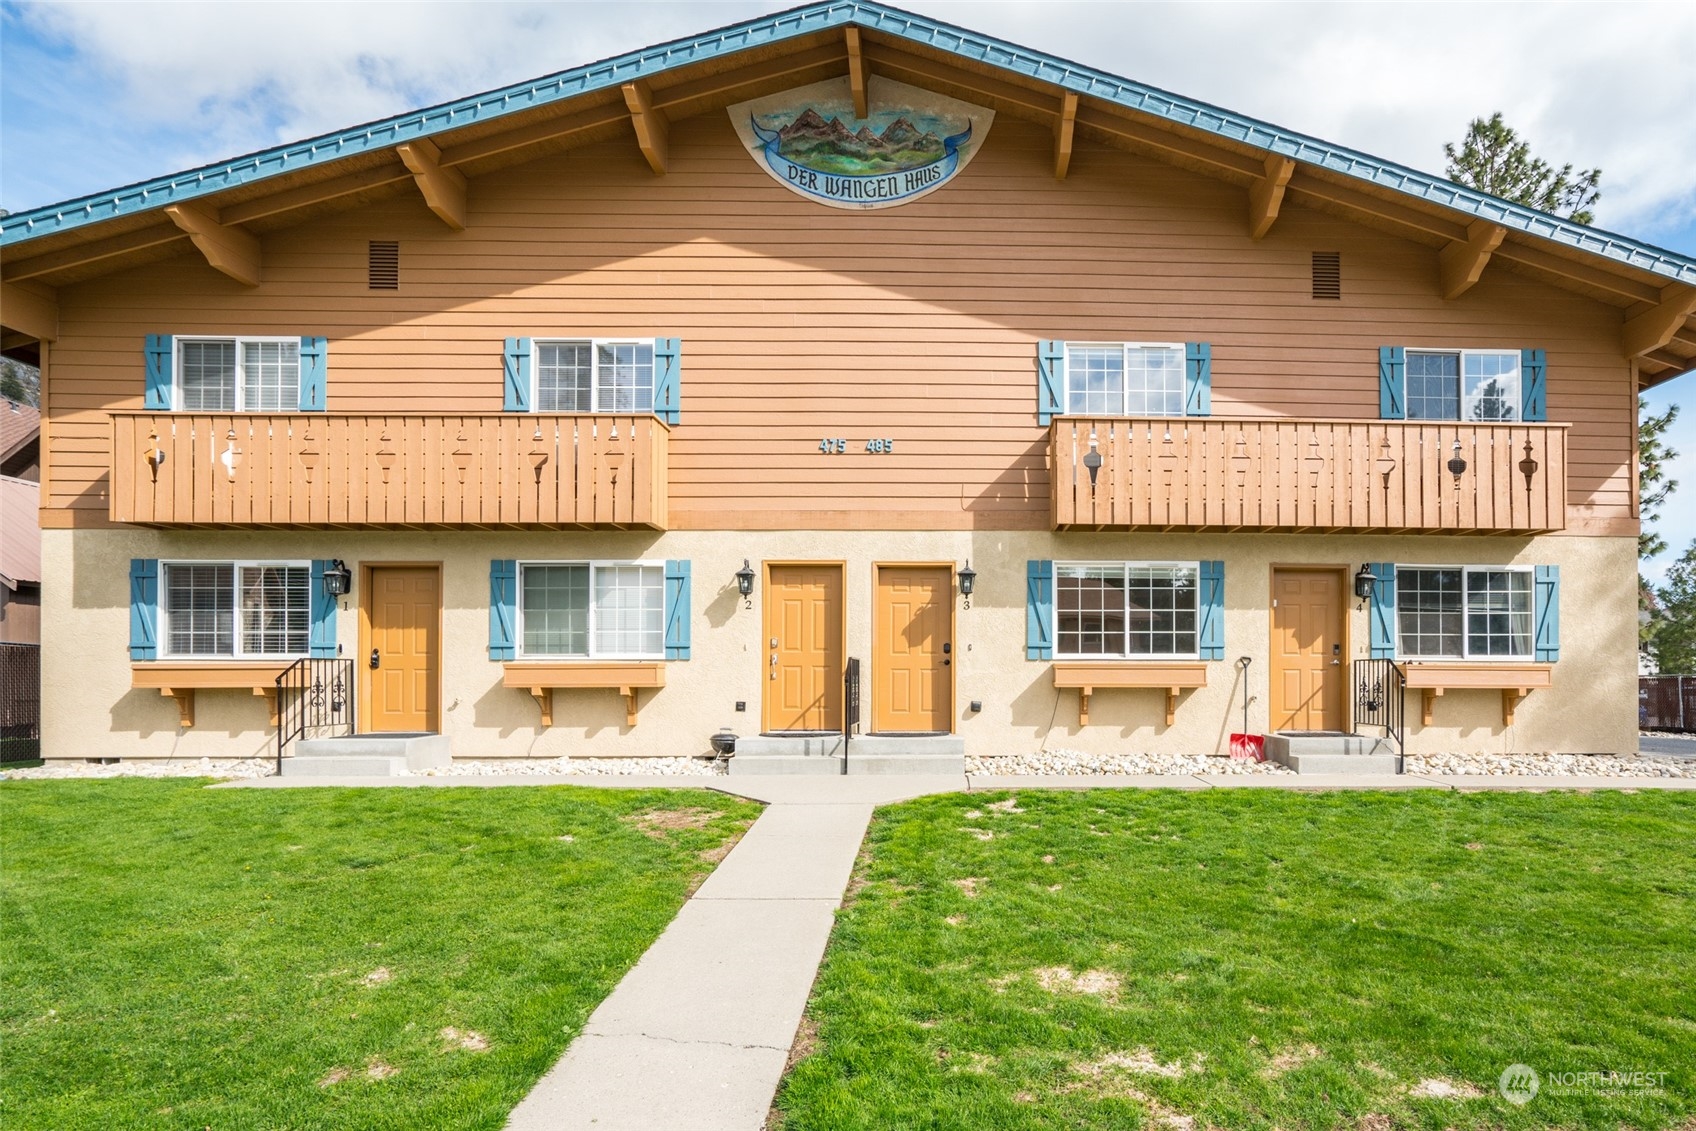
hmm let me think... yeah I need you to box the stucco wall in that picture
[41,527,1637,761]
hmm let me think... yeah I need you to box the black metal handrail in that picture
[275,657,355,772]
[1353,657,1405,756]
[842,657,861,776]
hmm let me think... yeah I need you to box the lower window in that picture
[1056,562,1198,658]
[163,561,309,658]
[1396,566,1531,659]
[520,561,663,658]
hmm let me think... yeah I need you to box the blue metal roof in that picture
[5,0,1693,288]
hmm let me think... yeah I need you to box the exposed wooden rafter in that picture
[220,163,413,226]
[1053,92,1078,180]
[1,223,187,282]
[395,138,469,230]
[1246,153,1295,240]
[163,201,261,286]
[621,81,669,175]
[1622,283,1696,359]
[0,280,58,341]
[1438,218,1507,300]
[845,27,869,118]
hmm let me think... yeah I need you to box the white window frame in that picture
[160,558,312,660]
[1402,347,1521,423]
[530,338,656,414]
[1393,564,1534,662]
[173,336,302,412]
[1053,559,1202,661]
[516,559,666,661]
[1062,341,1188,417]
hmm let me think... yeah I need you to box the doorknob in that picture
[370,648,380,670]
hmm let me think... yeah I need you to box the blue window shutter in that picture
[1025,559,1053,660]
[129,558,159,660]
[1368,564,1397,659]
[664,559,692,660]
[1534,565,1560,661]
[308,560,337,658]
[489,559,517,660]
[1198,560,1225,660]
[1037,341,1064,425]
[144,335,173,409]
[298,336,328,411]
[503,338,532,412]
[653,338,681,426]
[1520,348,1546,422]
[1184,342,1212,417]
[1378,346,1405,420]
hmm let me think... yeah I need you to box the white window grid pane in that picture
[592,565,664,656]
[537,342,593,412]
[1125,346,1185,416]
[1397,568,1463,657]
[239,566,309,655]
[1065,347,1124,415]
[240,341,300,411]
[165,563,234,656]
[1057,565,1126,656]
[1405,352,1459,421]
[1463,352,1520,422]
[522,564,589,655]
[1465,569,1531,656]
[595,343,654,413]
[180,340,236,411]
[1125,565,1197,655]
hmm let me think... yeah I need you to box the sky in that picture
[3,0,1693,574]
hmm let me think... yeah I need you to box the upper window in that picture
[1406,350,1520,422]
[176,337,300,412]
[1055,561,1198,658]
[162,561,309,658]
[519,561,664,659]
[535,341,654,413]
[1396,566,1532,659]
[1064,343,1185,416]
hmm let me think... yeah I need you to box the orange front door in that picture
[874,566,952,733]
[1269,568,1344,732]
[367,567,440,733]
[764,564,843,733]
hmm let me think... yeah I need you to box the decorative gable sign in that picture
[729,76,993,210]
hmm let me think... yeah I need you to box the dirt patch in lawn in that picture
[1033,966,1121,1001]
[1407,1076,1484,1099]
[359,966,392,986]
[625,808,718,837]
[438,1026,489,1052]
[1262,1043,1323,1076]
[952,876,986,897]
[1073,1048,1196,1080]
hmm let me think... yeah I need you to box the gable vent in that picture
[368,240,399,290]
[1311,251,1341,300]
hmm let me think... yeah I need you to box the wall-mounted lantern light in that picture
[957,561,977,598]
[1353,563,1376,606]
[735,559,756,609]
[323,559,353,597]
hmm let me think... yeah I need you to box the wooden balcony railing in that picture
[1051,417,1567,533]
[111,412,667,529]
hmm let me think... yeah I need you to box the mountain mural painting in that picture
[729,76,994,210]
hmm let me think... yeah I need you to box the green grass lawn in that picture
[1,778,759,1130]
[776,789,1696,1131]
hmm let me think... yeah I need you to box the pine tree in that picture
[1654,541,1696,674]
[1443,112,1601,225]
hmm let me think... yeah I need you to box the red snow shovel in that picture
[1229,656,1265,761]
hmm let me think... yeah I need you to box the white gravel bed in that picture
[968,750,1293,776]
[1407,751,1696,778]
[421,756,725,777]
[1,758,276,780]
[1640,729,1696,742]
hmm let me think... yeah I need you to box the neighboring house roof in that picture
[0,474,40,589]
[0,400,40,471]
[2,0,1692,380]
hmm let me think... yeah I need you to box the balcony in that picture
[111,412,668,529]
[1050,417,1567,533]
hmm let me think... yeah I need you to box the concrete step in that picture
[1266,731,1402,776]
[1282,752,1401,776]
[727,733,964,776]
[281,754,411,777]
[283,732,452,777]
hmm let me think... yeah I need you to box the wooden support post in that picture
[255,686,279,728]
[162,201,261,286]
[1421,687,1441,727]
[1164,686,1180,728]
[1054,91,1078,180]
[621,81,669,175]
[1622,283,1696,359]
[1438,218,1506,300]
[0,281,58,341]
[1077,686,1091,726]
[845,27,869,119]
[529,687,553,728]
[1246,153,1295,240]
[159,688,195,728]
[622,686,639,727]
[1502,688,1529,727]
[394,138,468,230]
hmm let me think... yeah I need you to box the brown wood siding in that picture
[43,114,1634,532]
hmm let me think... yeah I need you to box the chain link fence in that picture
[0,643,41,762]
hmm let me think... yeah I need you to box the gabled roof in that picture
[0,475,40,589]
[0,400,40,470]
[2,0,1693,381]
